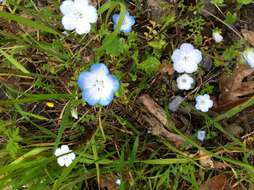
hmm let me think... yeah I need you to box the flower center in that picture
[183,56,190,64]
[73,10,83,19]
[200,100,206,105]
[94,79,105,91]
[181,78,187,83]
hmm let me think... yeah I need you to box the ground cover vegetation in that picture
[0,0,254,189]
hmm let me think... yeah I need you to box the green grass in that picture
[0,0,254,189]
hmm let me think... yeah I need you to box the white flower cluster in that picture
[171,43,213,113]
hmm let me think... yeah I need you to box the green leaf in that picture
[148,40,166,49]
[225,12,237,25]
[128,136,139,167]
[0,49,30,74]
[137,56,160,75]
[11,147,50,165]
[0,11,59,35]
[0,93,72,105]
[105,37,125,56]
[237,0,253,5]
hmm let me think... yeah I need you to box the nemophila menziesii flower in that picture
[77,63,119,106]
[243,48,254,68]
[197,130,206,141]
[195,94,213,112]
[60,0,97,34]
[112,11,135,33]
[176,74,194,90]
[54,145,76,167]
[212,30,223,43]
[171,43,202,73]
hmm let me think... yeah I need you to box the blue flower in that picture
[197,130,206,142]
[77,63,119,106]
[112,11,135,33]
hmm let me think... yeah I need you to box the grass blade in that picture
[0,49,30,74]
[0,11,59,35]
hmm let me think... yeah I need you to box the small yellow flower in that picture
[46,102,54,108]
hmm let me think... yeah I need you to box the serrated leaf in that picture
[225,12,237,25]
[138,56,160,75]
[105,37,125,56]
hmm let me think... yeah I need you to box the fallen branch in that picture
[138,94,186,147]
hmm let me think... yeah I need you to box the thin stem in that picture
[98,106,106,141]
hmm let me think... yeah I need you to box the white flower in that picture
[195,94,213,112]
[243,48,254,68]
[54,145,76,167]
[77,63,119,106]
[197,130,206,141]
[60,0,97,34]
[171,43,202,73]
[212,31,223,43]
[116,179,121,185]
[176,74,194,90]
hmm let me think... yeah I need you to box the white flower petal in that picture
[57,157,66,167]
[171,49,182,63]
[54,148,62,156]
[75,20,91,34]
[64,157,74,167]
[61,145,70,153]
[60,0,76,15]
[82,5,98,23]
[74,0,89,10]
[173,60,185,73]
[243,48,254,68]
[62,15,77,30]
[180,43,194,53]
[68,152,76,160]
[191,49,202,64]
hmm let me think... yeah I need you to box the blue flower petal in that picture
[90,63,109,75]
[112,14,119,23]
[82,89,100,106]
[108,74,120,92]
[98,93,114,106]
[77,71,92,91]
[121,26,132,33]
[129,15,135,26]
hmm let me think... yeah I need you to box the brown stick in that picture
[141,115,185,147]
[138,94,186,147]
[138,94,168,126]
